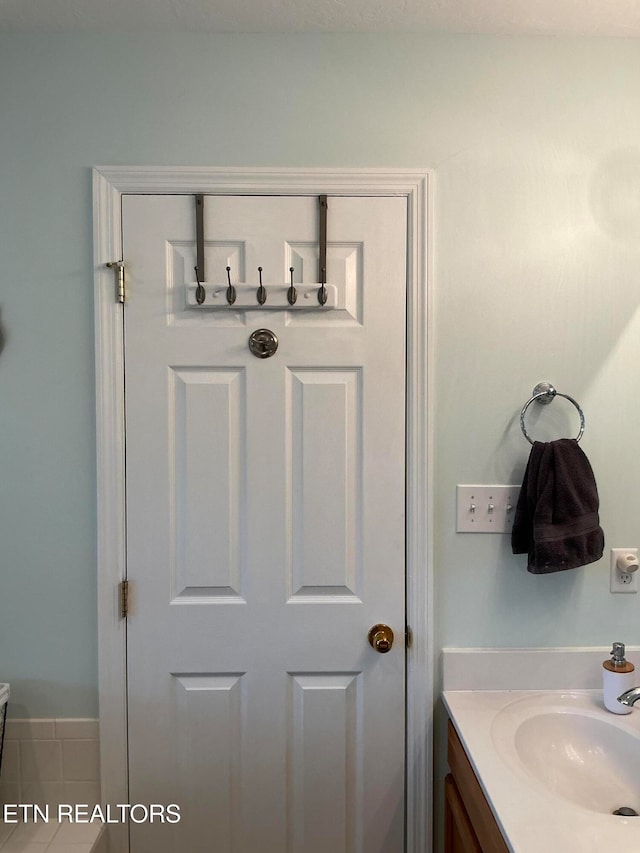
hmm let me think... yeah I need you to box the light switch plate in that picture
[456,485,521,533]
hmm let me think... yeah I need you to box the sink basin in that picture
[491,693,640,814]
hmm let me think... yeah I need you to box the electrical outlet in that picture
[610,548,639,593]
[456,485,521,533]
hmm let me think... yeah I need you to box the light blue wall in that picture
[2,33,640,718]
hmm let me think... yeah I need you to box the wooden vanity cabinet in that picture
[445,720,510,853]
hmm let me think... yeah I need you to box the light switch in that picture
[456,485,521,533]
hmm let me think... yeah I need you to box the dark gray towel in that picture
[511,438,604,574]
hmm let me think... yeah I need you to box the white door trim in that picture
[93,166,434,852]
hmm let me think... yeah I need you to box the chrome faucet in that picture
[617,686,640,707]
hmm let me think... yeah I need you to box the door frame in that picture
[93,166,434,852]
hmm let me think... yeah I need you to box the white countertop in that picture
[443,689,640,853]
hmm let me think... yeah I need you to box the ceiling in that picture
[3,0,640,36]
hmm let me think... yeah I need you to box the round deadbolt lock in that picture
[368,624,394,653]
[249,328,278,359]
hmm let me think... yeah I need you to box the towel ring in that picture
[520,382,585,445]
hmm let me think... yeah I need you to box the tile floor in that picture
[0,817,102,852]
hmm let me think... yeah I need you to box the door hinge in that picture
[405,625,413,649]
[106,261,126,304]
[119,579,129,619]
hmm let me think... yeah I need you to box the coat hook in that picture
[257,267,267,305]
[287,267,297,305]
[194,266,205,305]
[317,268,327,306]
[226,266,236,305]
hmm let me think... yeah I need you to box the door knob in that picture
[248,328,278,359]
[368,624,394,653]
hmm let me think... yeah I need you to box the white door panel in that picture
[123,194,406,852]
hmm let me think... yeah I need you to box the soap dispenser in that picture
[603,642,635,714]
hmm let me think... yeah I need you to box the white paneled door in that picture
[122,194,407,853]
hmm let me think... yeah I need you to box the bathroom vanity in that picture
[444,690,640,853]
[445,719,509,852]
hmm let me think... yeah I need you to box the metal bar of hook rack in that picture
[318,195,328,306]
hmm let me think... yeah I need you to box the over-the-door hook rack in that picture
[187,192,337,310]
[186,276,338,309]
[519,381,585,445]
